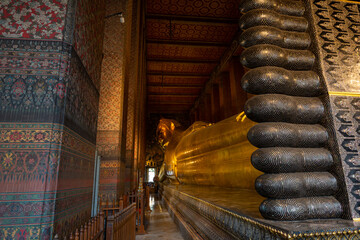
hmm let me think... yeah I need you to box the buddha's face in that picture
[156,119,176,147]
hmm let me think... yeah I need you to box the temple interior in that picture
[2,0,360,239]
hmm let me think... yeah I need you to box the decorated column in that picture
[97,0,126,207]
[0,0,105,238]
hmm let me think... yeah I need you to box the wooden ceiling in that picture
[145,0,240,114]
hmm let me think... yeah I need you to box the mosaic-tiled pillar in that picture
[133,29,147,184]
[124,0,142,192]
[307,0,360,220]
[0,0,105,238]
[97,0,127,205]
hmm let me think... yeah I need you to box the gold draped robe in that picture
[157,113,262,189]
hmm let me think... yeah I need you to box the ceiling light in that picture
[105,12,125,24]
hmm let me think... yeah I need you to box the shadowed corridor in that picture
[136,194,184,240]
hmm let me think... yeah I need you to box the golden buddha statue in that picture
[156,113,261,189]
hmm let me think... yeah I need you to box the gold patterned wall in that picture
[96,0,126,203]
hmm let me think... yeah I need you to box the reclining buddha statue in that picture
[156,113,261,189]
[157,109,343,222]
[155,0,351,228]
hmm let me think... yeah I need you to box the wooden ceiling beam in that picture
[146,39,228,47]
[148,85,202,89]
[148,94,198,98]
[148,83,203,87]
[147,109,190,114]
[146,58,218,64]
[148,105,191,108]
[148,106,189,109]
[147,72,210,77]
[148,103,194,108]
[147,42,226,49]
[147,92,199,96]
[147,74,208,78]
[148,98,196,104]
[146,14,239,24]
[148,102,193,105]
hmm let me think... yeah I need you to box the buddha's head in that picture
[156,118,181,147]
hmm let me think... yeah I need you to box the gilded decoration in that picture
[157,114,261,187]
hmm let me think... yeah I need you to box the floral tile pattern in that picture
[0,0,68,40]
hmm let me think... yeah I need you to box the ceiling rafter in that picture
[147,42,227,49]
[146,39,229,47]
[147,18,238,26]
[148,83,203,87]
[148,85,203,89]
[145,0,241,115]
[148,102,194,105]
[147,92,200,96]
[147,108,190,114]
[148,99,197,104]
[146,14,238,23]
[147,72,210,77]
[146,58,218,64]
[148,94,198,98]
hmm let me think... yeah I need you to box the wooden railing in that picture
[100,190,147,235]
[100,190,136,218]
[53,204,136,239]
[55,187,149,239]
[106,203,136,240]
[54,211,104,240]
[124,190,146,234]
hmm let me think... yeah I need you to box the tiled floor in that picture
[136,194,184,240]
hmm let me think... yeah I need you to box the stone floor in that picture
[136,194,184,240]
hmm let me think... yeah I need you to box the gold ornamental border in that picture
[329,92,360,97]
[336,0,360,4]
